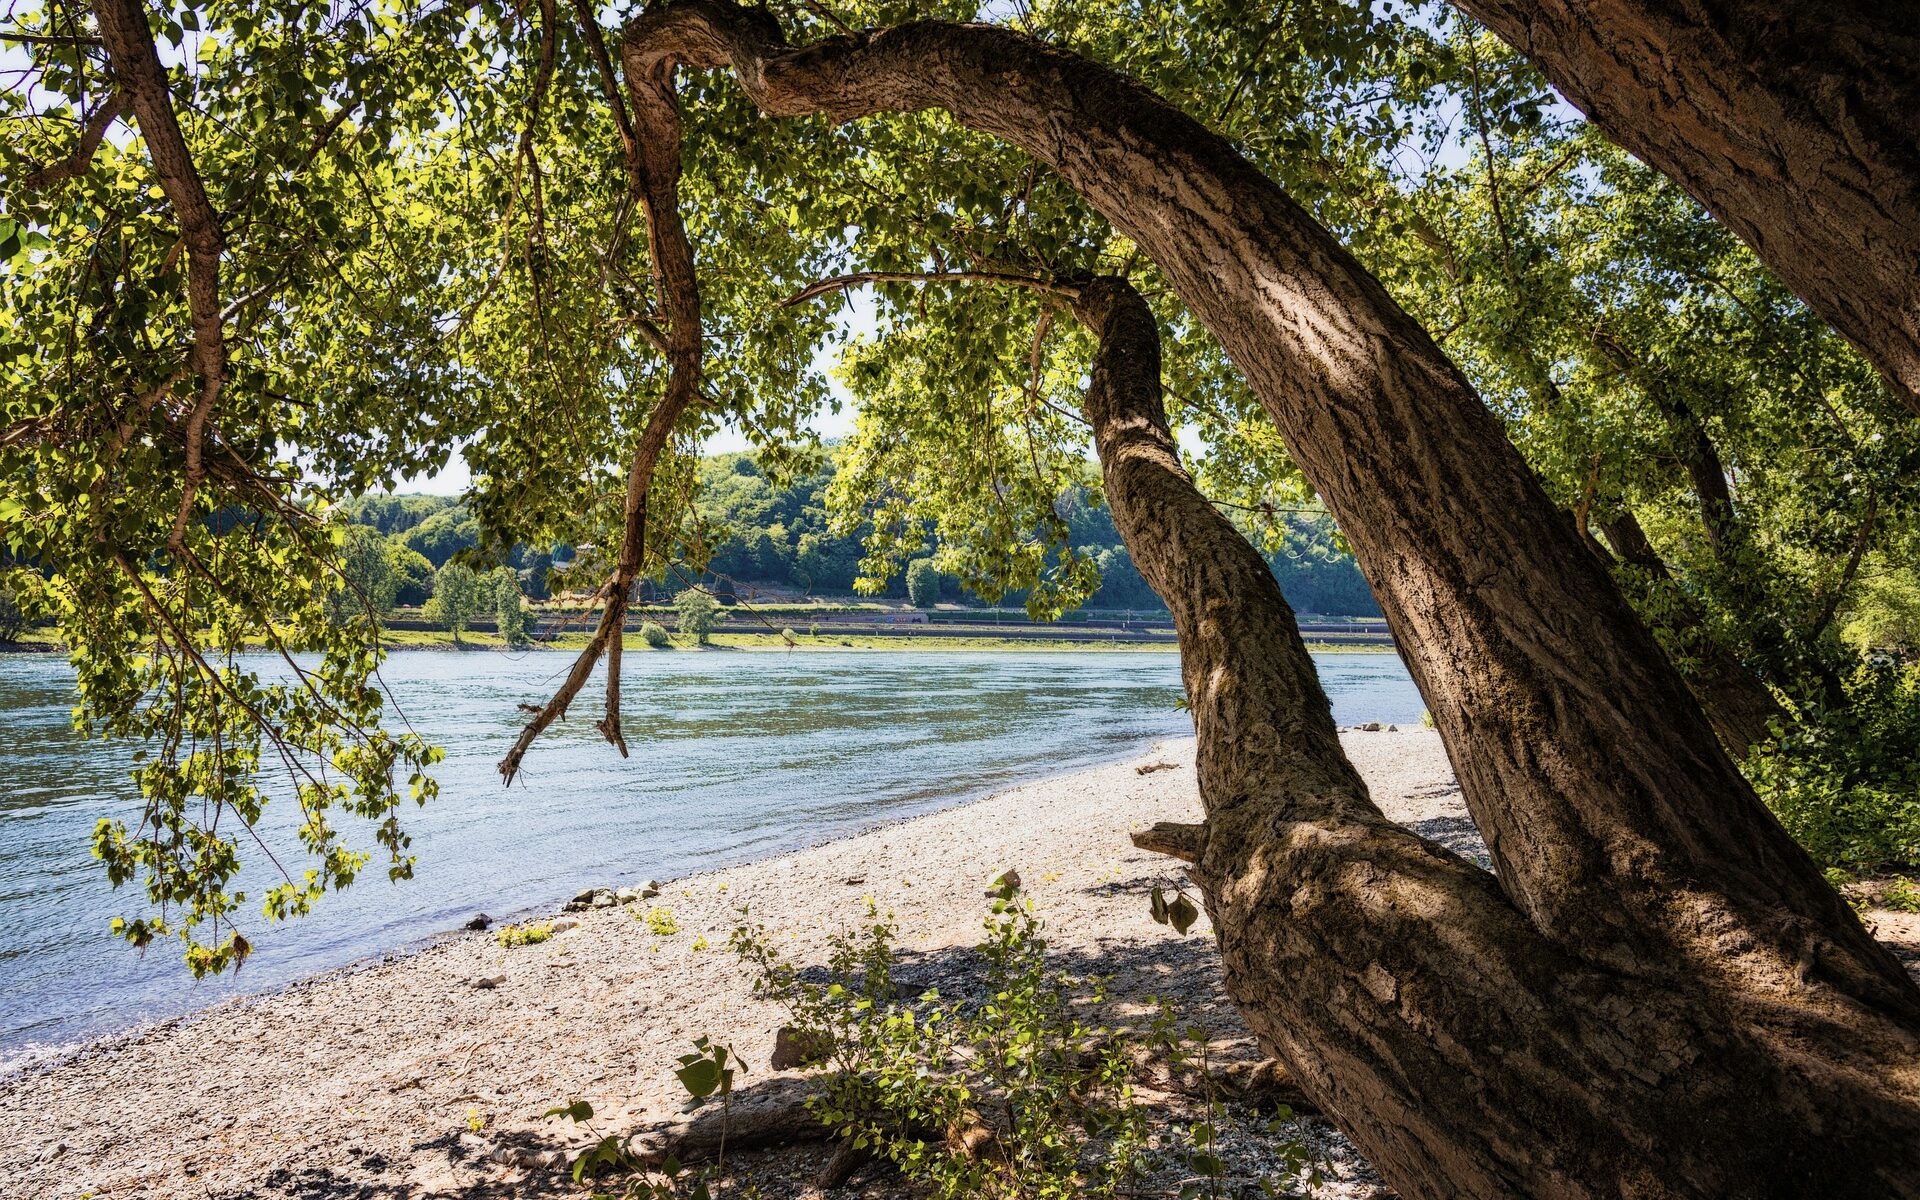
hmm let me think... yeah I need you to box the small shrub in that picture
[497,921,553,948]
[1420,708,1435,729]
[808,622,820,637]
[906,557,941,608]
[672,589,723,644]
[640,906,679,936]
[781,627,798,646]
[730,895,1322,1198]
[640,621,671,648]
[1884,877,1920,914]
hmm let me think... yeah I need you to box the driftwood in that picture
[628,1077,826,1167]
[627,1075,1000,1188]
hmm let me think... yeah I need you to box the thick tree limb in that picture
[620,2,1911,1017]
[613,5,1920,1183]
[91,0,226,550]
[1130,821,1205,863]
[1069,275,1920,1198]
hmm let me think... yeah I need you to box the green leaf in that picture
[1167,893,1200,936]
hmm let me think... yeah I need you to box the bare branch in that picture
[23,91,125,190]
[1131,821,1206,863]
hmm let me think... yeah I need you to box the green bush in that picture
[729,896,1322,1198]
[672,588,723,645]
[1747,660,1920,871]
[497,921,553,948]
[0,578,25,643]
[640,621,671,648]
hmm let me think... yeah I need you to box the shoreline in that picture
[0,729,1458,1198]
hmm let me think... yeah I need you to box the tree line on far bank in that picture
[327,448,1383,624]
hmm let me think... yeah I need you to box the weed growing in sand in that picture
[496,922,553,948]
[639,906,680,936]
[1884,877,1920,913]
[547,1040,739,1198]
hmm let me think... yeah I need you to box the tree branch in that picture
[91,0,226,551]
[24,92,125,189]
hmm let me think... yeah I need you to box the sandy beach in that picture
[3,728,1913,1200]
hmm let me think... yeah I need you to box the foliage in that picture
[906,558,942,608]
[424,562,482,643]
[0,0,1901,964]
[1743,661,1920,871]
[640,621,672,648]
[641,906,680,936]
[672,590,722,646]
[497,921,553,948]
[323,524,400,629]
[0,573,27,642]
[1843,561,1920,659]
[730,895,1322,1198]
[386,544,437,609]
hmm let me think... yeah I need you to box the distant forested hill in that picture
[340,451,1381,617]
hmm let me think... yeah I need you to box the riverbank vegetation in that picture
[6,0,1920,1193]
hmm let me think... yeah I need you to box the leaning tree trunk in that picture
[1447,0,1920,413]
[1072,276,1920,1198]
[620,6,1920,1193]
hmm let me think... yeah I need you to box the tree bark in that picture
[620,7,1920,1193]
[1447,0,1920,413]
[1074,276,1920,1198]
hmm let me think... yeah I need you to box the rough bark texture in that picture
[620,7,1920,1193]
[1450,0,1920,412]
[1075,276,1920,1198]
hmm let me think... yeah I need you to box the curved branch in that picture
[23,92,125,190]
[621,1,1912,1016]
[497,6,708,783]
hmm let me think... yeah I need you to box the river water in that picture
[0,648,1424,1069]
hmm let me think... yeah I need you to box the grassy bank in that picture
[6,628,1394,655]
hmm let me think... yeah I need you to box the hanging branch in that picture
[498,13,708,783]
[92,0,228,551]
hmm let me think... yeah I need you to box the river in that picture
[0,647,1424,1069]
